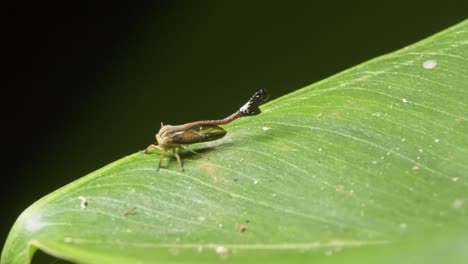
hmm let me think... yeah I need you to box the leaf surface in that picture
[2,20,467,264]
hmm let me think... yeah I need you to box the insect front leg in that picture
[144,144,167,171]
[144,144,159,154]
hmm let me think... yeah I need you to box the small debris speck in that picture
[419,149,424,153]
[215,246,227,254]
[452,199,463,209]
[123,207,137,217]
[253,180,259,184]
[402,98,409,103]
[78,196,87,209]
[237,224,248,233]
[262,126,271,131]
[434,138,440,143]
[411,165,420,171]
[401,138,406,142]
[423,59,437,69]
[452,177,459,182]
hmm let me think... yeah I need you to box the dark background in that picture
[2,1,467,263]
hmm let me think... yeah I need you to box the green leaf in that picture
[2,20,467,264]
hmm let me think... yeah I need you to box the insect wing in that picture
[171,125,226,144]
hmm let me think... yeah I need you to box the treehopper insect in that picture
[144,89,269,171]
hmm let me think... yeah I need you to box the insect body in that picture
[144,89,269,171]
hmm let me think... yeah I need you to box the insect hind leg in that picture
[184,147,206,158]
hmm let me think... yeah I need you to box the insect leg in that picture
[144,144,159,154]
[174,148,184,172]
[185,148,207,159]
[158,148,167,171]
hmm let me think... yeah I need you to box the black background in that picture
[2,1,467,263]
